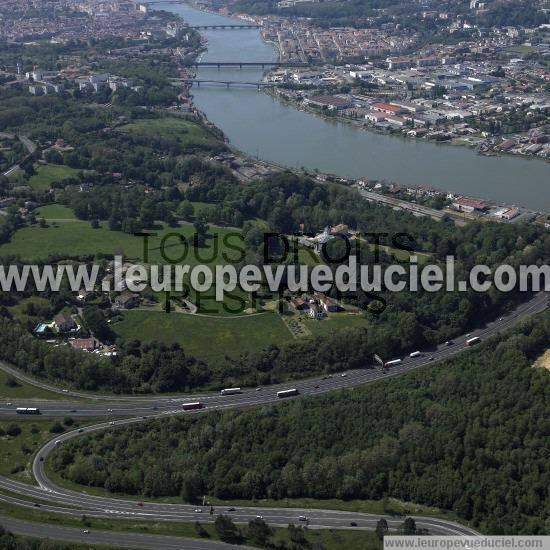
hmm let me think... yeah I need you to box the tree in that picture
[5,375,19,388]
[178,200,194,220]
[49,421,64,434]
[288,523,307,544]
[214,515,240,543]
[194,521,209,538]
[247,517,271,545]
[402,517,416,535]
[193,220,209,248]
[5,424,21,436]
[82,306,113,342]
[376,518,389,540]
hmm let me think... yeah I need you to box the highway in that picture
[0,515,250,550]
[0,291,546,548]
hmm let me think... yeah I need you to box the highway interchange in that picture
[0,290,547,548]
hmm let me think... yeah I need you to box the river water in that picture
[157,2,550,211]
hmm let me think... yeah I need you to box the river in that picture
[157,2,550,211]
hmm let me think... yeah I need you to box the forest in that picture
[51,312,550,535]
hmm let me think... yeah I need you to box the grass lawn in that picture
[118,117,222,151]
[34,204,76,220]
[112,309,292,364]
[305,312,369,338]
[28,164,80,191]
[0,221,241,265]
[8,295,51,322]
[0,367,69,401]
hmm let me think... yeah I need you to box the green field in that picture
[28,164,80,191]
[112,310,292,364]
[0,221,241,265]
[305,312,369,337]
[35,204,76,220]
[118,117,221,150]
[0,367,69,400]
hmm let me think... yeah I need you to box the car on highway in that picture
[298,515,307,521]
[109,421,114,425]
[33,503,40,507]
[341,372,347,377]
[227,507,235,512]
[429,356,435,361]
[194,508,202,513]
[62,389,68,393]
[6,402,12,406]
[256,515,263,520]
[152,406,158,410]
[256,387,262,391]
[54,440,61,445]
[39,456,44,461]
[350,521,357,527]
[445,340,454,346]
[82,530,89,534]
[137,502,144,507]
[78,429,84,433]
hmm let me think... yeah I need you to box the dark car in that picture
[350,521,357,527]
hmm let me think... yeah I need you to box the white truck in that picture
[220,387,242,396]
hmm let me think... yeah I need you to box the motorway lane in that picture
[0,515,252,550]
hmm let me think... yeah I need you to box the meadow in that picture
[117,117,222,151]
[28,164,80,191]
[111,309,292,364]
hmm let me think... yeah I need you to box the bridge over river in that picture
[183,61,309,69]
[171,78,277,89]
[189,24,260,30]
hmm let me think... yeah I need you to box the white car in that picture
[256,515,263,520]
[82,530,89,534]
[62,389,68,393]
[109,421,115,425]
[341,373,347,377]
[194,508,202,513]
[298,515,307,521]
